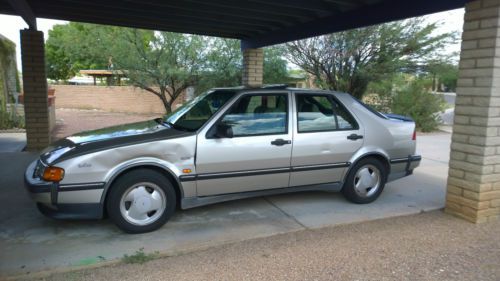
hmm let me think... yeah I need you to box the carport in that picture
[0,0,497,226]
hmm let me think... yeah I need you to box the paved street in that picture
[0,132,451,279]
[437,92,456,126]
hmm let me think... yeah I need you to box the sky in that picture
[0,8,465,72]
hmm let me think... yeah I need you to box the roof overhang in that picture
[0,0,470,49]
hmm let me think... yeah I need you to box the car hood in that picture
[40,120,193,165]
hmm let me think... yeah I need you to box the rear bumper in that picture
[387,155,421,182]
[24,160,104,219]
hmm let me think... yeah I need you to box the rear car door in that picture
[195,91,293,196]
[290,92,363,187]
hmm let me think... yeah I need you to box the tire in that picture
[106,169,176,233]
[341,157,387,204]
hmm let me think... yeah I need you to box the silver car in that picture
[25,86,421,233]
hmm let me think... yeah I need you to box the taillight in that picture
[412,128,416,141]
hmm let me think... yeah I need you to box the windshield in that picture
[164,90,237,131]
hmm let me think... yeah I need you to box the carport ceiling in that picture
[0,0,469,49]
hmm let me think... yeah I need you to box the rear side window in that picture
[221,94,288,137]
[296,94,357,133]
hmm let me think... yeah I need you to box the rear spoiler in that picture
[383,113,414,122]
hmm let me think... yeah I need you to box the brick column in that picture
[445,0,500,223]
[20,29,50,151]
[242,48,263,87]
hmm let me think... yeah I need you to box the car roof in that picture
[212,85,346,95]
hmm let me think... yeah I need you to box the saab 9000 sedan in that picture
[25,85,421,233]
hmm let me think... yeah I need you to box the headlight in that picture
[42,166,65,182]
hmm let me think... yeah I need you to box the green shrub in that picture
[0,106,25,130]
[390,80,445,132]
[121,248,159,264]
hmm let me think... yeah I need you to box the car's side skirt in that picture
[180,182,342,209]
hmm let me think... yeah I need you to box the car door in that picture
[195,91,293,196]
[290,92,364,187]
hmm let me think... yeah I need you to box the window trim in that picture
[206,92,290,139]
[295,93,359,134]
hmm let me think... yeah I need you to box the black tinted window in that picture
[221,94,287,137]
[296,94,357,132]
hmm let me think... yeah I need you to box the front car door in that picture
[290,92,364,187]
[195,91,293,196]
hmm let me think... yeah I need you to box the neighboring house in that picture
[287,71,317,89]
[0,34,18,107]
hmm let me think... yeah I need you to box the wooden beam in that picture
[6,0,36,29]
[241,0,468,49]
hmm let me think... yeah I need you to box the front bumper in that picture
[24,160,104,219]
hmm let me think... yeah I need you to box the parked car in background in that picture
[25,85,421,233]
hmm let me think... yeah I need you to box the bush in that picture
[0,106,25,130]
[390,80,445,132]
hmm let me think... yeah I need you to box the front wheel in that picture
[342,158,387,204]
[106,169,176,233]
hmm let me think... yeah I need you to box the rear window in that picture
[354,99,388,119]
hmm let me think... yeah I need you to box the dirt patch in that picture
[32,211,500,281]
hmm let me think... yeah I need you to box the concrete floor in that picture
[0,132,26,152]
[0,132,451,278]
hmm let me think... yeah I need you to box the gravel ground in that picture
[52,108,160,141]
[32,211,500,281]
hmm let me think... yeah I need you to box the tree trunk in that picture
[432,74,437,93]
[160,95,172,114]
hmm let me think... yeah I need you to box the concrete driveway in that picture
[0,132,451,278]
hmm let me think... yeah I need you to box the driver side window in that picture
[220,93,288,137]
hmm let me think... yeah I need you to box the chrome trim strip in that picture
[59,182,105,192]
[291,162,350,172]
[197,167,291,180]
[179,162,351,182]
[60,182,105,187]
[390,155,421,164]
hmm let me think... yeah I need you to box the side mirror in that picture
[215,123,233,138]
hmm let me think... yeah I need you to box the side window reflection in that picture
[221,94,288,137]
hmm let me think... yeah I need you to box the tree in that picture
[263,46,288,84]
[45,22,290,113]
[195,38,242,95]
[46,23,114,80]
[196,40,289,94]
[425,59,459,92]
[286,18,456,99]
[112,30,206,114]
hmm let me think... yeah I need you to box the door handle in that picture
[271,138,292,146]
[347,134,363,140]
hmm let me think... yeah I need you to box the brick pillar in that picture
[242,48,263,87]
[20,29,50,151]
[445,0,500,223]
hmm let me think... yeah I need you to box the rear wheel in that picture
[106,169,176,233]
[342,158,387,204]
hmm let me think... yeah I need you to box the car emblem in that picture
[78,162,92,168]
